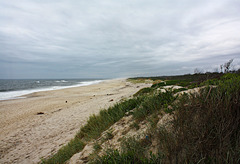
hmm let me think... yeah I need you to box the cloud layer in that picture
[1,0,240,78]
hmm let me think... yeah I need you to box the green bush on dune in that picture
[133,89,176,121]
[133,87,154,97]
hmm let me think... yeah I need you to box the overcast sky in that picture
[0,0,240,79]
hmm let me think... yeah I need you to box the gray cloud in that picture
[0,0,240,79]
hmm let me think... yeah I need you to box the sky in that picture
[0,0,240,79]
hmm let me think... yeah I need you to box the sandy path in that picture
[0,79,150,164]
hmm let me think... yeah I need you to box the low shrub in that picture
[172,87,188,94]
[151,82,166,88]
[133,90,176,121]
[153,73,240,163]
[133,87,153,97]
[151,80,192,88]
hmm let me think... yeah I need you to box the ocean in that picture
[0,79,103,100]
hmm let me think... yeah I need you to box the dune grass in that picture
[76,98,141,141]
[133,89,176,121]
[155,73,240,163]
[41,138,85,164]
[91,137,163,164]
[43,73,239,163]
[42,98,141,164]
[94,73,240,163]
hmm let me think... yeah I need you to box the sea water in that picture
[0,79,103,100]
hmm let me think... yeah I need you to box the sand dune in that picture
[0,79,151,164]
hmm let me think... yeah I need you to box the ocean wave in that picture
[0,80,103,101]
[55,80,68,83]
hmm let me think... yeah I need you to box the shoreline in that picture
[0,79,104,101]
[0,78,151,163]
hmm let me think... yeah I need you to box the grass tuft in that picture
[41,138,85,164]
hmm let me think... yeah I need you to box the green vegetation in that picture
[147,113,159,129]
[133,87,154,97]
[153,73,240,163]
[41,138,85,164]
[104,131,114,141]
[93,142,102,152]
[130,121,140,130]
[77,98,140,141]
[91,149,163,164]
[127,78,153,84]
[43,71,240,164]
[133,90,176,121]
[91,137,162,164]
[151,81,166,88]
[129,72,223,82]
[172,87,188,93]
[93,73,240,163]
[42,98,141,164]
[131,72,225,89]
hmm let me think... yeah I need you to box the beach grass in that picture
[133,89,176,121]
[43,72,240,163]
[41,138,85,164]
[93,73,240,163]
[76,98,141,141]
[42,97,141,164]
[91,137,162,164]
[154,73,240,163]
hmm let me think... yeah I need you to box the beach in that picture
[0,79,151,163]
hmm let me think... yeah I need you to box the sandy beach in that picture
[0,79,150,164]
